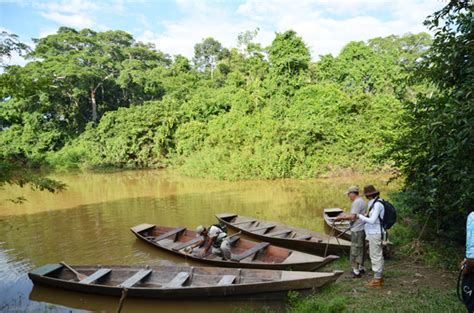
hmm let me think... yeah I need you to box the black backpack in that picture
[374,198,397,230]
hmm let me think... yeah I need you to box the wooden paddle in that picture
[60,261,87,281]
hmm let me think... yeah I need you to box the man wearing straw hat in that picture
[336,185,366,278]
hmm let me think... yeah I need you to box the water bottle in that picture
[467,212,474,258]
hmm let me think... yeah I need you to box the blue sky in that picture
[1,0,444,65]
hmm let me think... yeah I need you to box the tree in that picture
[389,1,474,241]
[0,33,65,195]
[193,37,223,77]
[0,31,30,68]
[267,30,311,96]
[315,33,432,98]
[1,28,171,146]
[237,28,262,57]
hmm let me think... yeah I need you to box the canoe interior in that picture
[324,209,350,227]
[30,263,342,290]
[217,214,351,247]
[40,265,278,287]
[137,225,327,266]
[323,209,351,240]
[324,208,344,218]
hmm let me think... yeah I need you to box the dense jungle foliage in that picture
[389,1,473,243]
[1,28,430,178]
[1,1,472,244]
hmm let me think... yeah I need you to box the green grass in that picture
[235,256,464,313]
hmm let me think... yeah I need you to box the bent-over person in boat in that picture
[187,225,232,260]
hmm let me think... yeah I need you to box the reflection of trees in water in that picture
[29,283,280,313]
[0,272,88,313]
[0,243,31,284]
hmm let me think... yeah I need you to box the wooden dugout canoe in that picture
[28,263,344,299]
[323,208,352,241]
[131,224,338,271]
[216,213,351,256]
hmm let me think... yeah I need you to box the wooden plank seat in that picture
[232,219,257,226]
[268,230,292,237]
[295,235,312,240]
[146,227,186,243]
[79,268,111,284]
[118,269,152,288]
[232,242,270,262]
[217,275,236,286]
[164,272,190,288]
[30,263,63,276]
[251,225,276,234]
[227,235,240,245]
[172,237,202,251]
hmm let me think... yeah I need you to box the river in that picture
[0,169,398,312]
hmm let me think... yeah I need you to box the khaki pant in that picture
[367,234,384,278]
[350,230,365,267]
[211,238,231,260]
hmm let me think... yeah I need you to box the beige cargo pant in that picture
[366,234,384,278]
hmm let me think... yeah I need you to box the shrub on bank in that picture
[48,101,180,170]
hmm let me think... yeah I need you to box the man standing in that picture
[346,185,366,278]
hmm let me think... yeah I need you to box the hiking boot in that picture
[367,278,384,287]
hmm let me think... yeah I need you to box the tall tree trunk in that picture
[91,88,97,122]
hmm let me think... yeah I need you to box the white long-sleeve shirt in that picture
[358,198,385,235]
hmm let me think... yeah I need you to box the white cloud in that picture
[236,0,445,57]
[34,0,101,29]
[135,0,444,60]
[137,2,268,58]
[39,11,96,29]
[37,0,99,14]
[5,0,447,65]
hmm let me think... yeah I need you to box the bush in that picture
[49,101,180,170]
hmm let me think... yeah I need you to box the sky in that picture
[0,0,445,65]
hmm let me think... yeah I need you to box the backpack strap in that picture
[368,197,385,240]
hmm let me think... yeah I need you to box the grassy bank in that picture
[237,254,463,313]
[235,216,465,313]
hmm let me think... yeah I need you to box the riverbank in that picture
[239,250,463,313]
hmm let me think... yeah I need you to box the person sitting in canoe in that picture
[186,225,231,260]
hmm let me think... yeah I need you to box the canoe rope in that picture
[115,288,128,313]
[324,221,343,257]
[336,227,350,239]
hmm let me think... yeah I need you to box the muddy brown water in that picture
[0,169,398,312]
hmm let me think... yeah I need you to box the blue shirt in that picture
[467,212,474,258]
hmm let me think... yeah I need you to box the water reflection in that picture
[29,285,284,313]
[0,170,398,312]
